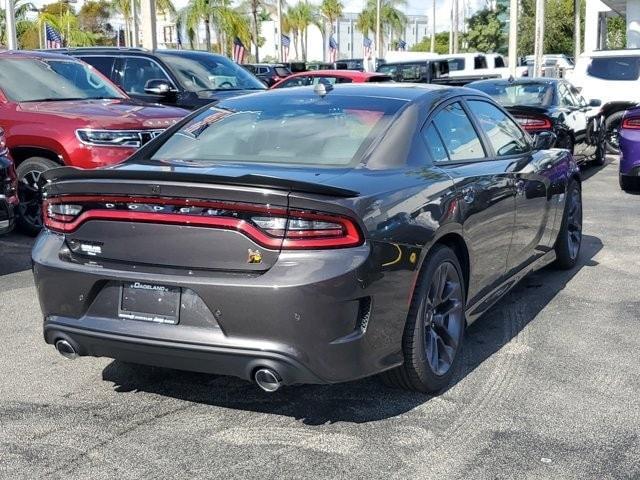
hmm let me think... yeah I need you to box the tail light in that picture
[43,195,363,249]
[514,115,552,132]
[622,117,640,129]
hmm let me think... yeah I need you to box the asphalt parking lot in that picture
[0,156,638,480]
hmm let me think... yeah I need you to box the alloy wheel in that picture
[422,261,464,376]
[18,169,45,230]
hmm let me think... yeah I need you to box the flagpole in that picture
[431,0,435,53]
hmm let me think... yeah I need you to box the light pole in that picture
[508,0,517,77]
[533,0,545,77]
[376,0,381,60]
[140,0,157,50]
[131,0,139,47]
[5,0,18,49]
[574,0,581,60]
[431,0,435,53]
[277,0,282,62]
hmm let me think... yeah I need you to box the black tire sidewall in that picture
[605,112,624,154]
[554,180,582,269]
[405,245,466,392]
[16,157,59,236]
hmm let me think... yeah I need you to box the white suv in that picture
[566,50,640,153]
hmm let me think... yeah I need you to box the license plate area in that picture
[118,282,181,325]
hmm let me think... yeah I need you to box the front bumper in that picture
[33,231,413,385]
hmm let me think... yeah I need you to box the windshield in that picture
[159,53,266,92]
[150,94,406,167]
[470,82,554,107]
[0,58,125,102]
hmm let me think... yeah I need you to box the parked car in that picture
[56,48,267,109]
[0,128,17,235]
[618,106,640,191]
[440,53,506,82]
[243,63,291,87]
[271,70,392,89]
[35,84,582,394]
[333,58,365,71]
[467,78,605,165]
[565,49,640,153]
[306,62,333,71]
[0,50,188,234]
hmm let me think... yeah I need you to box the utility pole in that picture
[452,0,459,54]
[508,0,518,77]
[140,0,157,50]
[276,0,282,61]
[376,0,381,59]
[431,0,435,53]
[5,0,18,49]
[533,0,545,77]
[574,0,581,60]
[131,0,139,47]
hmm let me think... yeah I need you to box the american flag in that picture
[363,37,372,59]
[281,34,290,62]
[233,37,246,64]
[46,24,62,49]
[329,36,338,63]
[398,39,407,51]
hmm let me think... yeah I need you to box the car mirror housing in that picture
[589,98,602,107]
[144,79,174,96]
[533,131,557,151]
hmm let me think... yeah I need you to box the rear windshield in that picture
[275,67,292,77]
[587,56,640,81]
[469,82,554,107]
[150,93,406,167]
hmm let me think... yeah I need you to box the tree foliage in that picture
[464,4,506,54]
[410,32,450,54]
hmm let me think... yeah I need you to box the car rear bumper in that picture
[0,194,16,235]
[33,231,413,385]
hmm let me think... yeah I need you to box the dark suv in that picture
[54,48,266,110]
[243,64,291,87]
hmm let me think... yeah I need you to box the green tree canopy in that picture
[410,32,450,55]
[464,3,506,54]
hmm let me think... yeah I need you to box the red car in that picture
[0,51,188,234]
[270,70,392,89]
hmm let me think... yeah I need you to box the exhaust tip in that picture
[55,339,78,360]
[254,368,282,392]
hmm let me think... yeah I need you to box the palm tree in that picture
[240,0,274,62]
[111,0,176,47]
[184,0,213,50]
[0,0,35,47]
[357,0,406,55]
[285,1,314,61]
[319,0,343,62]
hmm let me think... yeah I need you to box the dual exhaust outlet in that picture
[55,339,284,392]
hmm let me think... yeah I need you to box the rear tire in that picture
[592,137,606,166]
[553,180,582,270]
[381,245,466,393]
[620,175,637,192]
[604,112,624,154]
[16,157,59,236]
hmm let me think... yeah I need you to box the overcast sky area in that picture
[23,0,487,32]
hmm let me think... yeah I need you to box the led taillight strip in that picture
[43,196,363,250]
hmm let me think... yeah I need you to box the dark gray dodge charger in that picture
[33,84,582,393]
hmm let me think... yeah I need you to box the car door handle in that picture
[461,186,475,204]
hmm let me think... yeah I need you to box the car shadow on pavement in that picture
[102,235,603,426]
[0,232,33,276]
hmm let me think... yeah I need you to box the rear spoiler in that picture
[43,166,360,198]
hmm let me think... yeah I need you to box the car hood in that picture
[17,99,189,129]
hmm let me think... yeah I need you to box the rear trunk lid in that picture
[42,164,360,273]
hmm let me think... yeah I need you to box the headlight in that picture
[76,129,146,148]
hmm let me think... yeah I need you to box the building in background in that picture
[584,0,640,52]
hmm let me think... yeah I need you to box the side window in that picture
[120,57,172,95]
[494,56,505,68]
[558,83,577,107]
[279,76,310,88]
[569,84,587,107]
[78,56,115,79]
[474,56,488,69]
[467,100,529,156]
[422,124,448,162]
[432,102,485,161]
[335,77,353,84]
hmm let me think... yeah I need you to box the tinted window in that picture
[160,53,265,91]
[587,56,640,81]
[78,56,114,79]
[376,63,426,82]
[277,76,311,88]
[494,56,505,68]
[432,102,485,161]
[448,58,465,71]
[119,57,172,94]
[474,56,488,69]
[275,67,291,77]
[0,58,124,102]
[423,124,448,162]
[150,95,406,167]
[467,100,529,156]
[469,81,554,107]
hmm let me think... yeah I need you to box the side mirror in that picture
[589,98,602,107]
[144,79,173,96]
[533,131,557,151]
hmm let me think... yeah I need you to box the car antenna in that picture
[314,81,333,97]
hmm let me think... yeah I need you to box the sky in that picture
[23,0,487,32]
